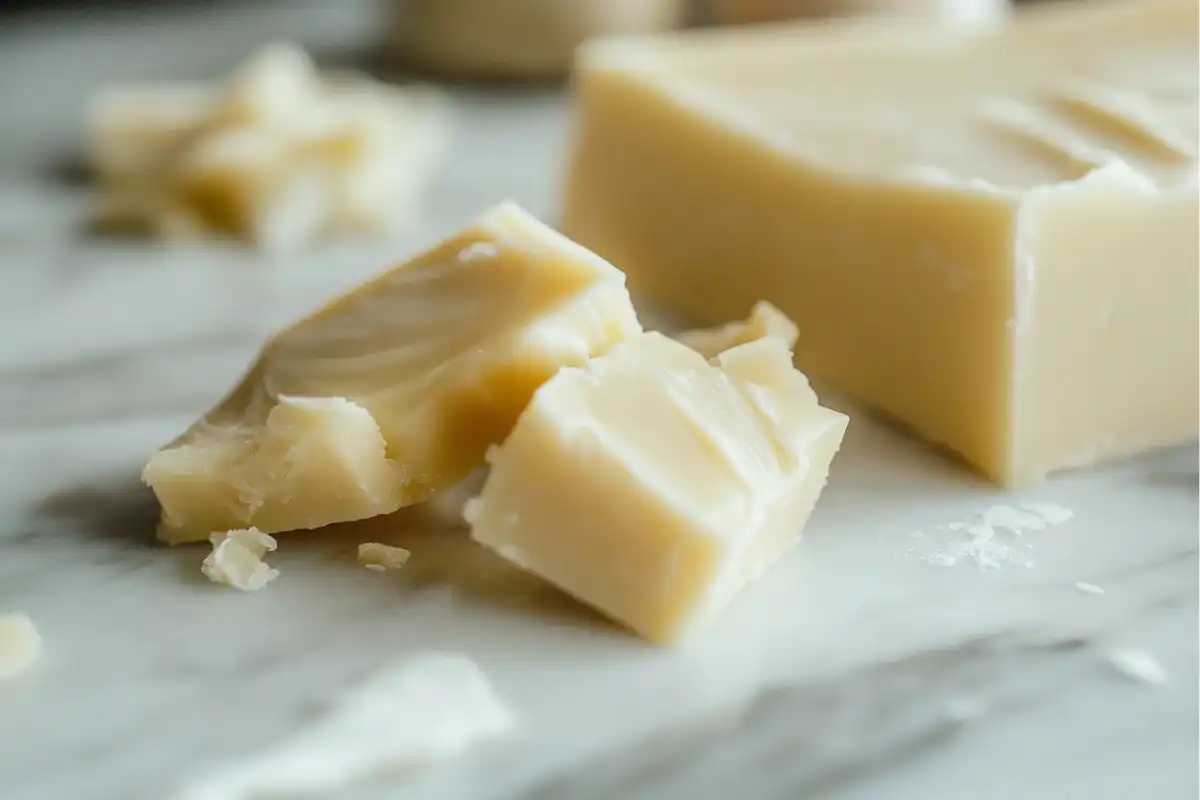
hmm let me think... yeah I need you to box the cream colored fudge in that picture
[358,543,412,572]
[144,203,642,543]
[465,332,847,643]
[88,44,448,250]
[563,0,1198,486]
[678,301,798,359]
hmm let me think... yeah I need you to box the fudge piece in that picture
[563,0,1198,485]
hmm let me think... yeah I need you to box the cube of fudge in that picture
[465,332,847,642]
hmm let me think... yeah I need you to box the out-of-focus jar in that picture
[704,0,1010,27]
[388,0,689,82]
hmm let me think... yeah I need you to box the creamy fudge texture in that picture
[678,301,798,359]
[144,203,642,543]
[465,333,848,643]
[563,0,1198,486]
[89,44,449,251]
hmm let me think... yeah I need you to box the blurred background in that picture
[0,0,1066,225]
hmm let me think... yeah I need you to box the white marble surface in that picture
[1,3,1197,799]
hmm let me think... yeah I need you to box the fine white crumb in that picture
[1074,582,1106,596]
[1105,649,1167,685]
[358,542,411,572]
[201,528,280,591]
[912,502,1074,571]
[0,614,42,681]
[173,652,514,799]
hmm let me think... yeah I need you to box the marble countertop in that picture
[1,3,1196,799]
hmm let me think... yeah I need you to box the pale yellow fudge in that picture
[465,332,848,643]
[88,84,215,184]
[678,301,798,359]
[357,543,412,572]
[89,44,448,250]
[563,0,1199,486]
[144,203,642,544]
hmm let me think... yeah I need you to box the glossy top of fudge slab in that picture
[580,0,1198,192]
